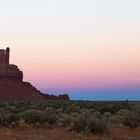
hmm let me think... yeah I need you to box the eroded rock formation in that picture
[0,48,23,81]
[0,48,69,101]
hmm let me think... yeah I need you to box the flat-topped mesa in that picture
[0,47,23,82]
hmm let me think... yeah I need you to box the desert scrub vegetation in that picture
[57,113,72,127]
[71,111,107,134]
[0,100,139,134]
[121,111,140,128]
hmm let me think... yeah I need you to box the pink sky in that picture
[0,0,140,89]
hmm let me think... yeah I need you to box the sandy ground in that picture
[0,126,139,140]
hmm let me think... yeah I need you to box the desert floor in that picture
[0,126,140,140]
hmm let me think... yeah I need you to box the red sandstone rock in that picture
[0,48,23,81]
[0,48,70,101]
[58,94,70,101]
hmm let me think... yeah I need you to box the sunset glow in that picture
[0,0,140,99]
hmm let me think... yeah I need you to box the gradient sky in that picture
[0,0,140,90]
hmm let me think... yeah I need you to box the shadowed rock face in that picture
[0,48,23,82]
[0,80,45,100]
[0,48,70,101]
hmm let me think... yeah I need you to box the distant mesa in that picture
[0,47,70,101]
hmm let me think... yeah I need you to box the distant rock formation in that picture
[0,48,70,101]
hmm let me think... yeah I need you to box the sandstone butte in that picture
[0,47,69,101]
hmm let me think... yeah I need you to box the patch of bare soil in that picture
[98,125,140,140]
[0,127,84,140]
[0,126,139,140]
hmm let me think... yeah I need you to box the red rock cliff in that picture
[0,48,70,101]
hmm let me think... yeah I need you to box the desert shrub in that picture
[0,113,19,126]
[80,108,90,113]
[92,111,101,118]
[45,107,55,112]
[57,113,72,127]
[18,109,43,123]
[4,113,19,124]
[41,107,57,124]
[90,108,96,113]
[109,110,130,125]
[71,112,89,132]
[103,112,112,123]
[99,107,113,114]
[87,117,107,134]
[116,109,129,116]
[29,102,47,110]
[44,101,62,110]
[104,112,112,118]
[71,112,107,134]
[0,101,9,108]
[64,105,80,114]
[11,106,27,114]
[4,105,15,113]
[0,108,4,114]
[122,111,140,128]
[0,113,5,125]
[18,119,30,128]
[56,108,63,113]
[98,101,132,114]
[109,115,122,124]
[70,112,79,117]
